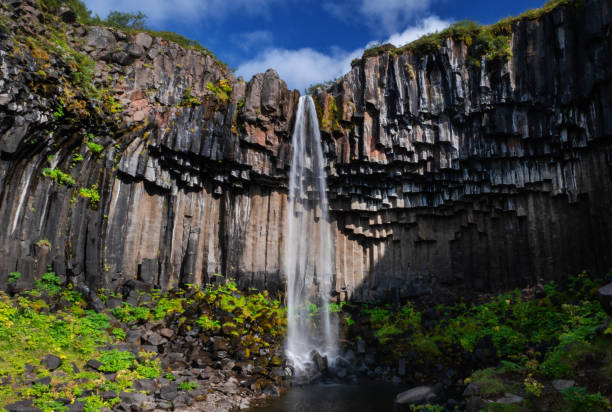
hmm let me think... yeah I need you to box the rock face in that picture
[1,0,612,301]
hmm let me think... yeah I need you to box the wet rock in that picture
[598,283,612,315]
[310,350,328,372]
[494,393,524,404]
[395,386,438,406]
[552,379,575,391]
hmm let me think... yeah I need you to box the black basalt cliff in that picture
[1,0,611,302]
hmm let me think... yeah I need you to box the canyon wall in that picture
[0,0,611,301]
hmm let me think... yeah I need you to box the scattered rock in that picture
[5,399,43,412]
[395,386,438,406]
[86,359,103,371]
[598,283,612,315]
[552,379,575,391]
[42,354,62,371]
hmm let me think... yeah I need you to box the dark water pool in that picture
[252,381,403,412]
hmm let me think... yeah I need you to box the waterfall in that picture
[285,95,337,375]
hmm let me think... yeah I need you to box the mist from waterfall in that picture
[285,95,337,375]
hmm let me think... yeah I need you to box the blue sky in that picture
[83,0,547,91]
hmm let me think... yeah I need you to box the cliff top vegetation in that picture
[351,0,584,67]
[35,0,227,69]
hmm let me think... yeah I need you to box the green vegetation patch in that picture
[42,168,75,186]
[206,79,233,103]
[352,0,583,67]
[78,185,100,206]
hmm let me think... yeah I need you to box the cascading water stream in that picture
[285,95,337,376]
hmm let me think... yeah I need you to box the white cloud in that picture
[236,47,361,92]
[386,16,452,46]
[360,0,433,32]
[324,0,439,34]
[231,30,274,51]
[83,0,285,23]
[237,16,452,91]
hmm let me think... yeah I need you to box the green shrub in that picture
[196,314,220,331]
[206,79,232,103]
[102,11,147,30]
[98,350,135,372]
[42,168,75,186]
[8,272,21,284]
[178,381,198,391]
[561,387,610,411]
[34,269,62,295]
[111,328,125,341]
[179,87,201,107]
[111,303,150,323]
[79,185,100,206]
[86,141,103,154]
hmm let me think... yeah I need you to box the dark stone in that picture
[86,359,103,371]
[100,390,117,400]
[58,6,76,23]
[33,376,51,385]
[42,355,62,371]
[159,383,179,401]
[132,378,156,394]
[5,399,43,412]
[66,401,86,412]
[395,386,438,406]
[310,350,328,372]
[598,283,612,315]
[263,384,279,397]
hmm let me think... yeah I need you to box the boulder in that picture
[41,354,62,371]
[58,6,76,23]
[598,283,612,315]
[552,379,576,391]
[395,386,438,407]
[5,400,43,412]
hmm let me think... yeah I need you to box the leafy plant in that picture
[562,387,610,411]
[42,168,75,186]
[206,79,232,103]
[79,185,100,206]
[178,381,198,391]
[102,10,147,30]
[98,350,135,372]
[8,272,21,284]
[34,268,62,295]
[111,328,126,341]
[523,374,543,397]
[179,87,201,107]
[53,105,64,119]
[196,314,220,331]
[86,141,103,154]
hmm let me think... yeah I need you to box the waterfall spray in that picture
[285,95,337,375]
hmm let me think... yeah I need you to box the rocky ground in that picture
[0,277,289,412]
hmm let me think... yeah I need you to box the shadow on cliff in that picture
[341,190,612,305]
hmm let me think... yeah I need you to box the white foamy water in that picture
[285,95,337,374]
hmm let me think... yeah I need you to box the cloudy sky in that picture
[83,0,546,91]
